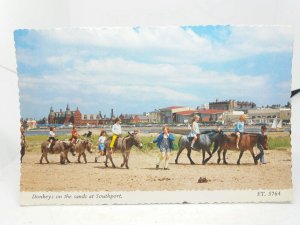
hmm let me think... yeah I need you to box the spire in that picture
[66,104,71,116]
[49,106,54,117]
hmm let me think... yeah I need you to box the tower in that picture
[65,104,71,124]
[48,106,55,124]
[73,107,82,126]
[111,108,115,119]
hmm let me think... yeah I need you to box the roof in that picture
[161,106,185,110]
[177,109,226,116]
[176,110,198,116]
[197,109,227,114]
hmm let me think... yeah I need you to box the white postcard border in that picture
[20,189,292,205]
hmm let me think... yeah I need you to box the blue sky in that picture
[14,26,293,119]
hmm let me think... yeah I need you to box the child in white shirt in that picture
[95,130,107,162]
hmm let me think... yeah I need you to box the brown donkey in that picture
[217,133,268,165]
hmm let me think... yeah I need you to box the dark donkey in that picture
[175,130,222,165]
[105,131,143,169]
[217,133,268,165]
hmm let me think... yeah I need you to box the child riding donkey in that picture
[47,127,57,152]
[189,115,201,149]
[235,115,246,149]
[109,117,122,154]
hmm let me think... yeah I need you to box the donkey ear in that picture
[128,131,134,136]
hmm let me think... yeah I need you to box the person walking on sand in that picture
[109,117,122,154]
[235,114,246,149]
[188,115,201,149]
[255,125,267,164]
[95,130,107,162]
[153,125,175,170]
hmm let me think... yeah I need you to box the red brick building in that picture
[48,105,112,126]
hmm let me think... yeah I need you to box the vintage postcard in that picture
[15,26,293,205]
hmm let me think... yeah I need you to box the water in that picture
[25,130,71,136]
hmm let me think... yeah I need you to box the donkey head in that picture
[128,130,143,149]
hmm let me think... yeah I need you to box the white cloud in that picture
[16,26,293,118]
[37,26,293,64]
[19,57,272,107]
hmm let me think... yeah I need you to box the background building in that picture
[159,106,195,123]
[209,99,256,112]
[48,105,113,126]
[247,108,291,124]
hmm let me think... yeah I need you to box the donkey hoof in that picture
[126,166,129,169]
[224,161,228,165]
[175,160,178,164]
[237,161,240,165]
[191,162,195,165]
[217,159,220,164]
[121,164,124,167]
[105,163,108,167]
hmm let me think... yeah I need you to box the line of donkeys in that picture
[34,130,268,169]
[35,128,268,169]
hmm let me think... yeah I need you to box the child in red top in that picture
[71,126,79,144]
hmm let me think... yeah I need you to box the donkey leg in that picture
[125,150,131,169]
[104,155,109,167]
[217,148,222,164]
[44,153,50,164]
[66,152,71,163]
[121,150,126,167]
[250,149,258,165]
[108,154,116,168]
[187,147,195,165]
[237,150,244,165]
[202,148,206,165]
[39,153,44,164]
[204,147,212,164]
[77,153,81,163]
[175,147,184,164]
[60,152,65,164]
[223,149,228,165]
[83,152,87,163]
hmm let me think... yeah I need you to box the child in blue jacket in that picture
[153,125,175,170]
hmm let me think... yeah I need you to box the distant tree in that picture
[285,101,291,108]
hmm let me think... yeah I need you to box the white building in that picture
[247,108,291,124]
